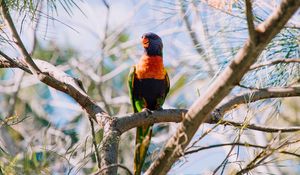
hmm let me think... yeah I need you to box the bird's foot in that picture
[156,107,163,111]
[142,108,152,116]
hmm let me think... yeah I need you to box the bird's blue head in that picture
[141,32,163,56]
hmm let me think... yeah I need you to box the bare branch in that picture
[0,51,31,73]
[281,151,300,158]
[0,1,41,75]
[217,86,300,114]
[245,0,256,44]
[116,109,186,133]
[250,58,300,70]
[102,0,110,9]
[146,1,300,174]
[185,142,266,155]
[185,142,300,157]
[217,120,300,133]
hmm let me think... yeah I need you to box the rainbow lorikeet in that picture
[128,32,170,175]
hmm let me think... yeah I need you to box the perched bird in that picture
[128,32,170,175]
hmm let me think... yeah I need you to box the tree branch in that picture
[217,120,300,133]
[245,0,256,44]
[217,86,300,114]
[250,58,300,70]
[116,109,186,133]
[185,142,266,155]
[145,1,300,174]
[0,50,31,73]
[114,86,300,133]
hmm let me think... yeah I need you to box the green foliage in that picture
[5,0,40,14]
[5,125,24,142]
[0,151,50,175]
[33,42,77,65]
[3,0,81,17]
[168,74,186,97]
[95,129,103,145]
[0,69,5,78]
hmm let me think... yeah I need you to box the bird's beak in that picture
[142,37,149,48]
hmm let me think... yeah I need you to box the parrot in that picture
[128,32,170,175]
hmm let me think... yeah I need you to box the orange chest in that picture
[135,55,166,80]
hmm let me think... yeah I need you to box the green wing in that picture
[165,70,170,100]
[128,66,138,112]
[128,66,147,113]
[156,69,170,108]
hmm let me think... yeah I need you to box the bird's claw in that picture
[142,108,152,116]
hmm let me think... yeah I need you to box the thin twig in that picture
[30,1,43,55]
[186,120,221,151]
[235,136,300,175]
[238,83,262,90]
[96,0,112,115]
[213,136,241,175]
[7,71,25,117]
[185,141,300,159]
[250,58,300,70]
[185,142,266,155]
[179,0,215,77]
[217,86,300,115]
[280,151,300,158]
[0,115,30,127]
[89,117,101,170]
[95,163,133,175]
[219,119,300,133]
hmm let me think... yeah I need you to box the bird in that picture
[128,32,170,175]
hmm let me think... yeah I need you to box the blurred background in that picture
[0,0,299,174]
